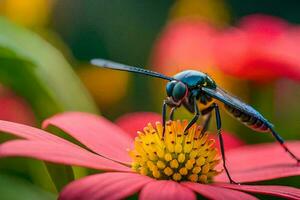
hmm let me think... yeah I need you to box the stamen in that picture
[164,167,173,176]
[170,159,179,168]
[173,173,182,181]
[178,153,185,163]
[129,120,221,183]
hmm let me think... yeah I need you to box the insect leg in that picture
[200,113,212,135]
[270,128,300,163]
[214,103,238,184]
[162,100,167,138]
[169,107,176,121]
[200,106,214,135]
[184,97,200,132]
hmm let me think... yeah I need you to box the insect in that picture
[91,58,300,184]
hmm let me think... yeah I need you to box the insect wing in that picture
[202,87,270,124]
[91,59,174,81]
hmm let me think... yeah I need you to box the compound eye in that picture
[166,81,176,97]
[172,82,187,101]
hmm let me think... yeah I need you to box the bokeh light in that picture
[0,0,54,27]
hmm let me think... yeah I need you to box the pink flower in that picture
[152,14,300,83]
[152,20,218,75]
[0,85,35,125]
[0,112,300,200]
[215,14,300,82]
[151,20,229,88]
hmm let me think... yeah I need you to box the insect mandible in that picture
[91,59,300,184]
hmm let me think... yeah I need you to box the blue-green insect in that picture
[91,58,299,183]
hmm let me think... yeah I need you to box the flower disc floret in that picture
[129,120,221,183]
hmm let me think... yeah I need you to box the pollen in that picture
[129,120,221,183]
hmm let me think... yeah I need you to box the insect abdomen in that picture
[224,105,269,132]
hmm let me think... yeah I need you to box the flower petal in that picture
[152,20,218,76]
[115,112,161,138]
[43,112,133,163]
[215,14,300,82]
[216,183,300,200]
[215,163,300,183]
[215,141,300,182]
[0,140,131,172]
[0,90,35,125]
[182,182,258,200]
[221,141,300,172]
[238,14,288,42]
[59,172,153,200]
[140,180,196,200]
[211,131,245,151]
[0,120,70,144]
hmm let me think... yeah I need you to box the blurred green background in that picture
[0,0,300,199]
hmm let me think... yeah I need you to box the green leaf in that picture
[0,173,57,200]
[0,17,99,191]
[0,17,99,121]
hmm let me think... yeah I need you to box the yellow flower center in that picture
[129,120,221,183]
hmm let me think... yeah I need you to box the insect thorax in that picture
[173,70,207,87]
[197,93,215,110]
[187,89,215,110]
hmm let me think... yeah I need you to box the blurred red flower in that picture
[215,14,300,82]
[152,14,300,82]
[0,112,300,199]
[0,85,35,125]
[151,20,225,84]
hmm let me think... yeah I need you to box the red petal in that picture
[59,172,152,200]
[220,141,300,172]
[115,112,161,139]
[215,14,300,82]
[0,90,35,125]
[182,182,257,200]
[0,120,70,144]
[140,180,196,200]
[239,14,288,41]
[151,20,218,76]
[43,112,132,163]
[215,28,280,81]
[215,141,300,182]
[0,140,131,172]
[216,183,300,200]
[210,131,245,151]
[269,28,300,81]
[215,163,300,183]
